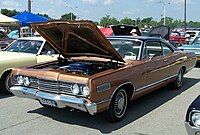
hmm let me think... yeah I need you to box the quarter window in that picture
[161,42,173,55]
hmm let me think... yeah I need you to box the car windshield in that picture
[6,39,43,54]
[109,39,142,60]
[192,37,200,44]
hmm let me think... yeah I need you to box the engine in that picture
[58,62,107,75]
[31,59,120,76]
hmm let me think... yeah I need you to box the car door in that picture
[162,41,184,78]
[142,41,170,86]
[36,42,59,63]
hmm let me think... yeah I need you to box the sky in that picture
[0,0,199,22]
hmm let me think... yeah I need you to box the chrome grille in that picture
[30,77,38,88]
[29,78,73,94]
[60,82,73,94]
[38,79,59,93]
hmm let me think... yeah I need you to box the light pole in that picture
[28,0,32,12]
[159,1,170,25]
[184,0,187,32]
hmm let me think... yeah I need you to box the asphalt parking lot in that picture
[0,66,200,135]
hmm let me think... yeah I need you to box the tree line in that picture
[1,8,200,29]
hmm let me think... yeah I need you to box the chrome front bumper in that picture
[185,122,200,135]
[10,86,97,115]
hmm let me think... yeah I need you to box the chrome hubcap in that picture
[177,70,183,85]
[117,98,125,110]
[114,90,127,118]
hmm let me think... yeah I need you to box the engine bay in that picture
[31,58,122,75]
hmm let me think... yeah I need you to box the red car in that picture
[169,31,187,45]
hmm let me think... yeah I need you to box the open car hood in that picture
[148,25,170,40]
[31,21,124,62]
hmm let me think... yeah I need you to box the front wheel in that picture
[105,89,128,123]
[0,71,12,95]
[172,68,184,90]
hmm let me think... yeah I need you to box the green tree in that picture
[188,21,200,28]
[120,17,135,25]
[100,15,119,27]
[37,13,51,19]
[94,21,99,26]
[1,9,19,17]
[61,12,76,20]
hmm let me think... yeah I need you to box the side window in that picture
[144,41,163,59]
[162,42,173,55]
[40,42,58,55]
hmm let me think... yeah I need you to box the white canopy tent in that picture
[0,13,19,26]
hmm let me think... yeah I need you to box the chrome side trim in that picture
[10,86,97,115]
[136,74,177,92]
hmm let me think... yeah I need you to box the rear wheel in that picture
[172,68,184,90]
[0,71,12,95]
[105,89,128,123]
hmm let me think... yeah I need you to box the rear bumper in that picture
[10,86,97,115]
[185,122,200,135]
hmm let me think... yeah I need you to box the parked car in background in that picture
[185,30,200,43]
[179,36,200,63]
[10,21,196,122]
[185,95,200,135]
[0,37,58,94]
[0,31,14,50]
[169,31,187,45]
[8,30,19,39]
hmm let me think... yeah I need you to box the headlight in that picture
[82,85,90,97]
[72,84,80,95]
[17,76,24,85]
[24,77,30,86]
[191,112,200,127]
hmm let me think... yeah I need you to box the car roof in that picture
[107,35,162,41]
[18,36,45,41]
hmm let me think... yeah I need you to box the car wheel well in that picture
[181,66,186,74]
[1,70,12,81]
[117,83,134,102]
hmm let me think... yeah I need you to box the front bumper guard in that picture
[10,86,97,115]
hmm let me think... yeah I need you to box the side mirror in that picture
[149,53,155,60]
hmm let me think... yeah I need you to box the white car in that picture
[185,30,200,43]
[0,37,58,94]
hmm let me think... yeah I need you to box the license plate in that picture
[40,98,57,107]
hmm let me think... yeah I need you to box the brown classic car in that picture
[10,21,196,122]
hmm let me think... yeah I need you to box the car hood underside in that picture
[31,21,124,62]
